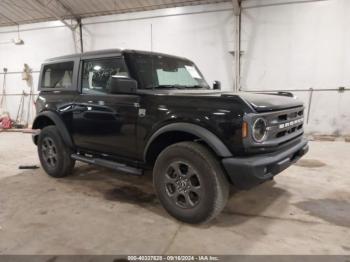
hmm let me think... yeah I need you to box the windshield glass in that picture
[125,53,210,90]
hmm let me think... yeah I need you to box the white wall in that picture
[241,0,350,135]
[82,4,234,89]
[0,3,234,125]
[0,0,349,135]
[0,21,76,123]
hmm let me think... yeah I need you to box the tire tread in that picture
[154,141,229,224]
[38,126,75,178]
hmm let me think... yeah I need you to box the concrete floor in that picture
[0,132,349,255]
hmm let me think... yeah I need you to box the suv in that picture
[32,49,308,224]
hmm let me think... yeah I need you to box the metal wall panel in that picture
[0,0,231,26]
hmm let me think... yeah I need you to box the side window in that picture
[82,58,129,94]
[42,62,74,89]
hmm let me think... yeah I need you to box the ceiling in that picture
[0,0,232,27]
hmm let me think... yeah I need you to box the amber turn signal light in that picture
[242,121,248,138]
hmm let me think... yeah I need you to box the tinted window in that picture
[42,62,74,89]
[82,58,129,94]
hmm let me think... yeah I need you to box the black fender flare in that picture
[143,122,232,161]
[32,111,74,148]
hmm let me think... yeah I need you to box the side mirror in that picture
[213,81,221,90]
[109,76,137,94]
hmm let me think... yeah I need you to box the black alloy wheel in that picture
[38,126,75,178]
[153,141,229,224]
[41,137,58,169]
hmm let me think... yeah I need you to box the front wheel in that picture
[38,126,75,178]
[153,142,229,224]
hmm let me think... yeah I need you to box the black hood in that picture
[222,93,304,112]
[141,90,303,113]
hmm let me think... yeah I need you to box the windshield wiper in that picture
[183,85,205,89]
[151,85,209,90]
[153,85,186,89]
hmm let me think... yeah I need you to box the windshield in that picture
[125,53,210,90]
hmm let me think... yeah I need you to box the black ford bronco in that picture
[32,49,308,224]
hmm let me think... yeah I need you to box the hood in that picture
[142,89,303,113]
[222,93,304,112]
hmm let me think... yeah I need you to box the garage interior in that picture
[0,0,349,257]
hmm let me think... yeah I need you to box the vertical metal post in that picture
[151,23,155,82]
[234,13,241,92]
[307,88,314,124]
[0,69,7,111]
[232,0,241,93]
[79,19,84,53]
[73,19,83,53]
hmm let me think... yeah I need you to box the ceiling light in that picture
[93,65,102,71]
[13,38,24,45]
[13,25,24,45]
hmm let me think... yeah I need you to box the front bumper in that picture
[222,138,309,190]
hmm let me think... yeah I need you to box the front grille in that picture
[258,107,305,147]
[273,109,304,140]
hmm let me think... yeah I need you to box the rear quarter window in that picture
[41,61,74,89]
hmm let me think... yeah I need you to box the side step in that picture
[71,154,143,176]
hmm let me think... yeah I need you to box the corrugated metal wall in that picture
[0,0,230,26]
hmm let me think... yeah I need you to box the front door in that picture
[71,57,140,159]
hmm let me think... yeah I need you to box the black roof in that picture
[46,49,189,62]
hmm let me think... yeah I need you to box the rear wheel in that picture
[38,126,75,178]
[153,142,229,224]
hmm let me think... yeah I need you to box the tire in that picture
[38,126,75,178]
[153,142,229,224]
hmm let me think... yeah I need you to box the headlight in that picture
[252,118,267,142]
